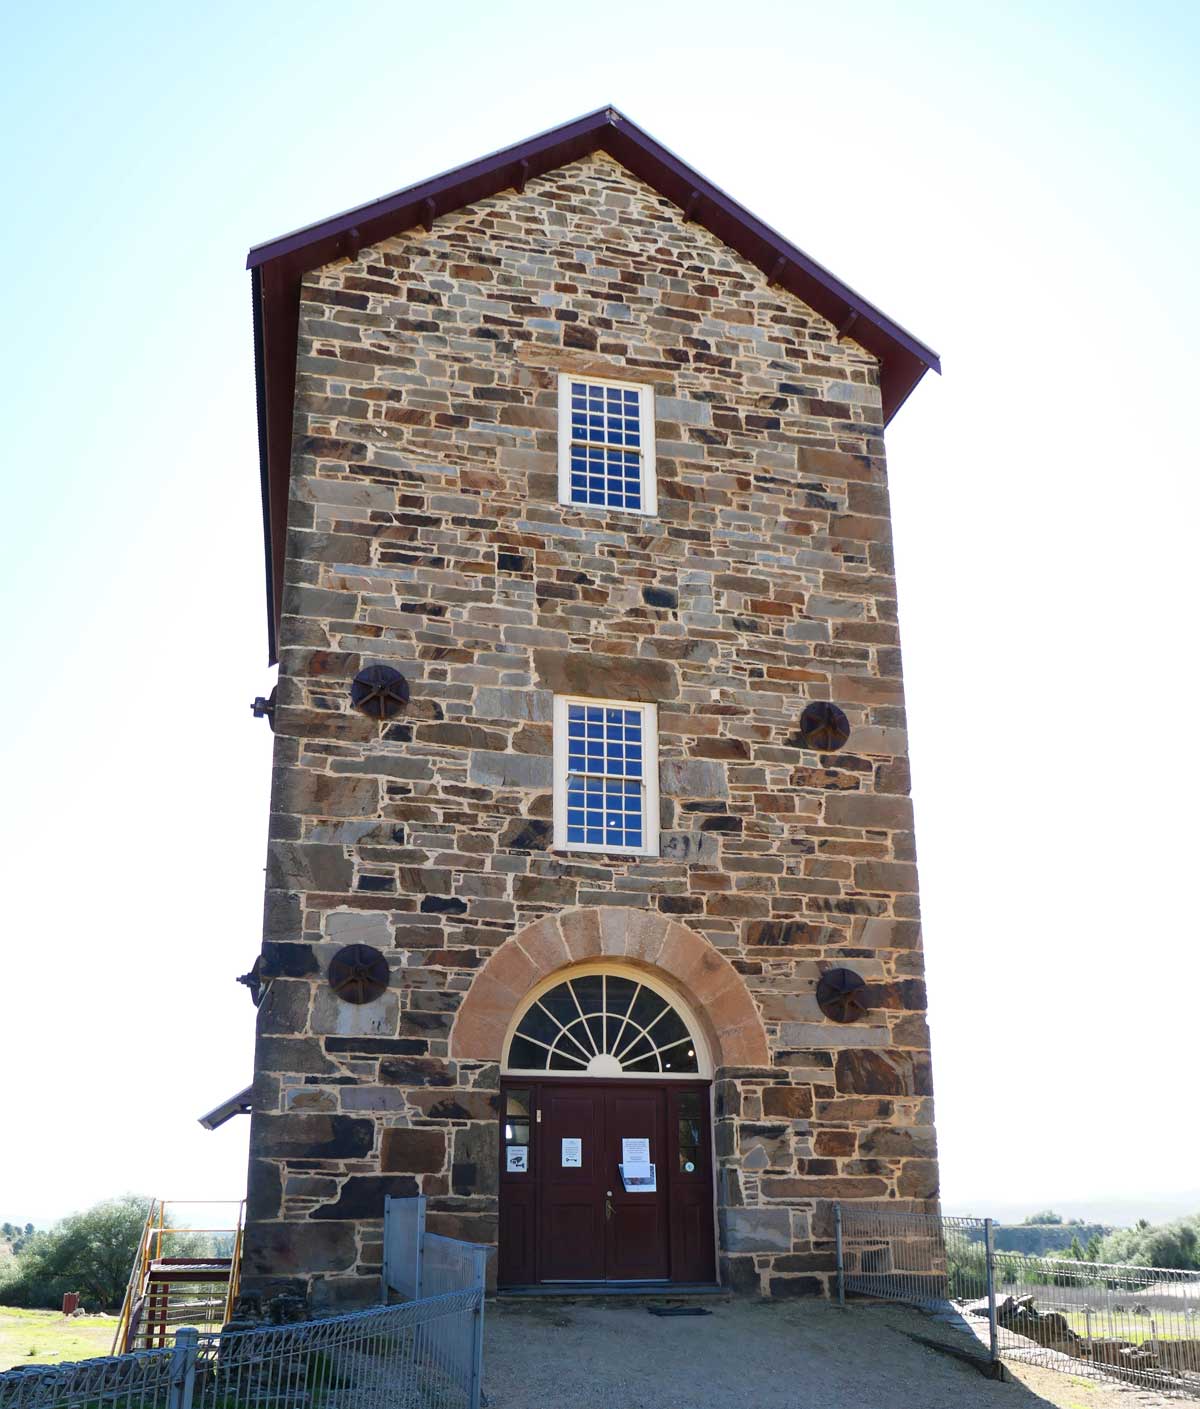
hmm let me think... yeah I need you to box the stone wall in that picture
[243,153,938,1307]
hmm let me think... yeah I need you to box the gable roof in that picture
[248,106,940,663]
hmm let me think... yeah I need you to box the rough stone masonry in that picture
[243,151,939,1309]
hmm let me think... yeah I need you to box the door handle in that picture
[605,1195,613,1221]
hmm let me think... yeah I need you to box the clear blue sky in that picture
[2,0,1197,1225]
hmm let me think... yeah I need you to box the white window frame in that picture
[556,372,657,516]
[552,695,660,857]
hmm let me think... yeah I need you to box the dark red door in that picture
[498,1079,714,1286]
[537,1084,607,1281]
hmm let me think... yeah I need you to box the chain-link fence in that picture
[836,1203,1200,1399]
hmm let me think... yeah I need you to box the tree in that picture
[1068,1234,1086,1262]
[0,1196,151,1310]
[1022,1209,1064,1225]
[1097,1214,1200,1271]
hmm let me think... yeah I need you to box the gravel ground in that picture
[483,1299,1183,1409]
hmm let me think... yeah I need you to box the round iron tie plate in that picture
[816,967,869,1023]
[798,700,851,752]
[350,665,410,719]
[328,944,390,1004]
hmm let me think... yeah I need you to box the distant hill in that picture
[992,1222,1110,1255]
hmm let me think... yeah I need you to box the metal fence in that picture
[2,1204,488,1409]
[836,1203,1200,1398]
[0,1345,180,1409]
[381,1196,486,1409]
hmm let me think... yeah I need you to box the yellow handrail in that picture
[110,1199,247,1354]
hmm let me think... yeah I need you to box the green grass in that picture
[1056,1308,1198,1344]
[0,1306,121,1372]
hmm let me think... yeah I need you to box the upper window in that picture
[557,374,657,515]
[552,696,659,856]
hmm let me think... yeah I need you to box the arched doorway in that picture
[497,961,717,1287]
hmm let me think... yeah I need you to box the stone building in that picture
[240,108,942,1308]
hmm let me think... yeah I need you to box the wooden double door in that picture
[498,1079,715,1286]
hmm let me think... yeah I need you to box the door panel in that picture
[537,1086,606,1280]
[498,1087,536,1286]
[667,1087,716,1283]
[605,1087,669,1280]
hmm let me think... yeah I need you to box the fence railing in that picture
[836,1203,1200,1398]
[2,1201,488,1409]
[0,1344,180,1409]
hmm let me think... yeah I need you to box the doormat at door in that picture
[647,1306,712,1317]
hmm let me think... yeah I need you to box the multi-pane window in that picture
[552,696,659,856]
[557,374,656,515]
[506,973,699,1074]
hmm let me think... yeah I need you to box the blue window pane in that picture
[564,704,646,846]
[566,380,643,507]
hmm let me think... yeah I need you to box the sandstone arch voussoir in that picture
[450,906,769,1069]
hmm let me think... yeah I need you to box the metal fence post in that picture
[834,1203,845,1308]
[168,1326,198,1409]
[983,1218,999,1365]
[414,1195,426,1301]
[381,1196,393,1303]
[469,1247,487,1409]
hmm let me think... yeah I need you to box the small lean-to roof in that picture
[248,106,940,663]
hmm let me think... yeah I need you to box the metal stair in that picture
[112,1200,245,1352]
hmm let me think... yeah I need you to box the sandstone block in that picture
[311,1175,420,1220]
[835,1049,933,1097]
[824,793,914,831]
[719,1207,792,1253]
[243,1220,357,1276]
[474,688,552,722]
[533,649,678,702]
[854,861,918,892]
[659,830,719,864]
[468,753,553,790]
[310,987,399,1038]
[251,1113,375,1160]
[762,1086,814,1120]
[266,842,352,893]
[660,759,728,799]
[279,771,379,819]
[761,1176,888,1200]
[897,1159,939,1198]
[381,1127,446,1173]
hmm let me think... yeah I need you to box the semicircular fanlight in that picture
[506,974,699,1075]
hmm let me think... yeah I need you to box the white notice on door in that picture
[506,1146,528,1173]
[561,1138,582,1167]
[622,1137,650,1164]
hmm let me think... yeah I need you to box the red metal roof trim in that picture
[249,106,940,663]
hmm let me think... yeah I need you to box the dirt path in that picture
[483,1299,1182,1409]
